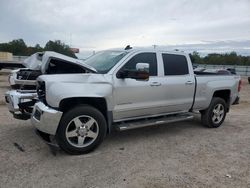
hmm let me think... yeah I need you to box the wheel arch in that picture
[59,97,113,134]
[212,89,231,112]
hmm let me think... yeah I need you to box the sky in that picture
[0,0,250,58]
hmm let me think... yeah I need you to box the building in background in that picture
[0,52,13,61]
[69,48,80,53]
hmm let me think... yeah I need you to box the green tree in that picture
[0,39,27,56]
[0,39,77,58]
[44,40,76,58]
[189,51,204,64]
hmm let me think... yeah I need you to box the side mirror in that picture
[136,63,149,72]
[117,63,150,81]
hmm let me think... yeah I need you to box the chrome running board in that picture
[115,113,194,131]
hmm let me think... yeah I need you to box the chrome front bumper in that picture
[31,102,63,135]
[5,90,37,113]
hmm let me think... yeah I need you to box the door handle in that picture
[150,82,161,86]
[185,81,194,85]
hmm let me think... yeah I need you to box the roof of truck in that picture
[107,48,188,56]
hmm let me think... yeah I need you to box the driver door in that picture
[113,52,162,121]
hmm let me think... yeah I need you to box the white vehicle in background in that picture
[194,67,236,75]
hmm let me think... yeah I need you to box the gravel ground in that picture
[0,71,249,188]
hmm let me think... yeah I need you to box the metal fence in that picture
[194,64,250,76]
[12,55,28,62]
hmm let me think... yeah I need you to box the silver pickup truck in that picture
[26,49,241,154]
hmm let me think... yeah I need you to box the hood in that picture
[22,51,97,73]
[22,52,43,70]
[38,73,111,84]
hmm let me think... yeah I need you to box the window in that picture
[121,53,157,76]
[162,54,189,75]
[84,51,129,73]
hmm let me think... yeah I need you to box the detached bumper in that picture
[5,90,36,112]
[5,90,37,120]
[31,102,63,135]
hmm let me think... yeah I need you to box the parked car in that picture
[24,49,241,154]
[194,68,232,75]
[226,68,236,75]
[5,51,95,119]
[204,69,232,75]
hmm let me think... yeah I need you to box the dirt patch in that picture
[0,100,5,105]
[0,71,10,76]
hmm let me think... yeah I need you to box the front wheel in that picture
[56,105,107,155]
[201,97,227,128]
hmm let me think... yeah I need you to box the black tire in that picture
[56,105,107,155]
[201,97,227,128]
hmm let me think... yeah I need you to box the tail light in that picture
[238,79,242,92]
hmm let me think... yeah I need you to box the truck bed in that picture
[193,74,240,111]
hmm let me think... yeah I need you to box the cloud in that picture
[0,0,250,56]
[156,40,250,56]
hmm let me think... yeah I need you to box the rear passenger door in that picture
[157,53,195,113]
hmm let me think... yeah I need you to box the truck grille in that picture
[17,70,42,80]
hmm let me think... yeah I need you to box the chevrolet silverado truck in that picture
[30,49,241,154]
[5,51,95,119]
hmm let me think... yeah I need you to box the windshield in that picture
[84,51,129,73]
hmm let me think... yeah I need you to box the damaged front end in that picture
[5,90,37,120]
[9,69,42,90]
[5,51,97,120]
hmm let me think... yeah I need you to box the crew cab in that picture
[5,51,95,119]
[28,49,241,154]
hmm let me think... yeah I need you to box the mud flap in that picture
[35,129,60,156]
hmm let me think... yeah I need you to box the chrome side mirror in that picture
[136,63,149,73]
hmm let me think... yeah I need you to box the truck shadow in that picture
[100,115,206,150]
[5,115,205,156]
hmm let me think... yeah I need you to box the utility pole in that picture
[153,45,157,49]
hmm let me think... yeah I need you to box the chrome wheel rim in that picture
[212,104,225,124]
[65,115,99,148]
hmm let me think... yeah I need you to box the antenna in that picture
[125,45,132,50]
[69,33,72,47]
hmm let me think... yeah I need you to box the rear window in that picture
[162,54,189,75]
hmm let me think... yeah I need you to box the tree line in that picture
[1,39,250,65]
[0,39,77,58]
[190,51,250,66]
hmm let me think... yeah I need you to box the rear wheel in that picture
[56,105,107,155]
[201,97,227,128]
